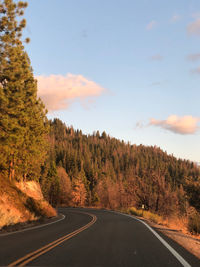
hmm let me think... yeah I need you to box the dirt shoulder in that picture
[144,219,200,260]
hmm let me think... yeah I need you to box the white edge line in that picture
[0,214,65,237]
[112,211,191,267]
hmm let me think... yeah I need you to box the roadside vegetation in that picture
[188,212,200,235]
[125,207,162,224]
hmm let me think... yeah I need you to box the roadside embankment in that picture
[0,175,56,230]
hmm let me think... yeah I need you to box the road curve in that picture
[0,207,199,266]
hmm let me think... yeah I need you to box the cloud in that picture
[146,20,157,30]
[187,18,200,36]
[150,115,200,135]
[170,14,181,23]
[150,54,163,61]
[187,53,200,61]
[191,66,200,74]
[37,73,105,112]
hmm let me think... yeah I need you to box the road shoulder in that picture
[0,213,65,236]
[141,217,200,260]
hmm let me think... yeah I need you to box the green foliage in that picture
[185,181,200,212]
[0,0,48,181]
[40,161,60,206]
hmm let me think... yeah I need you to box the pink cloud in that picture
[187,18,200,36]
[36,73,105,112]
[146,20,157,30]
[150,115,200,135]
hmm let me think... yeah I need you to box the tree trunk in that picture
[9,153,15,181]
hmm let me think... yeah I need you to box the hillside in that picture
[30,118,198,235]
[0,175,56,230]
[46,119,199,214]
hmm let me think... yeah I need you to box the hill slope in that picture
[0,175,56,230]
[47,119,200,220]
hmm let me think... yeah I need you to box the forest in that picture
[41,119,200,217]
[0,0,200,234]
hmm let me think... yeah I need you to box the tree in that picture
[57,166,72,205]
[41,161,60,206]
[71,171,87,206]
[0,0,48,180]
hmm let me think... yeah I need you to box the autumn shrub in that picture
[39,201,57,217]
[128,207,162,224]
[129,207,143,217]
[188,213,200,235]
[25,197,43,217]
[25,197,56,218]
[143,210,162,224]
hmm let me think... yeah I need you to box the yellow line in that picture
[8,212,97,266]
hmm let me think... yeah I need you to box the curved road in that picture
[0,208,199,266]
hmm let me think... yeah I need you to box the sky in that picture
[23,0,200,162]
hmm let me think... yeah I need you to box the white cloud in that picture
[150,115,200,135]
[150,54,163,61]
[170,14,181,23]
[187,18,200,36]
[146,20,157,30]
[37,73,105,112]
[187,53,200,61]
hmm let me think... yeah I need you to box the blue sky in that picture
[24,0,200,162]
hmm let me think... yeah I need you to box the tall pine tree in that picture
[0,0,48,180]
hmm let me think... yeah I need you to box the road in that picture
[0,207,199,266]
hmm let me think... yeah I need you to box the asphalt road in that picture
[0,208,199,266]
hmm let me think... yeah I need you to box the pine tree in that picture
[0,0,48,180]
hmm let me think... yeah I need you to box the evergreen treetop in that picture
[0,0,48,181]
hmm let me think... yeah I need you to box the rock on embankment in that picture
[0,176,56,229]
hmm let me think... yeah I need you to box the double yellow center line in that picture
[8,212,97,266]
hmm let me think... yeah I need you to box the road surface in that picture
[0,207,199,266]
